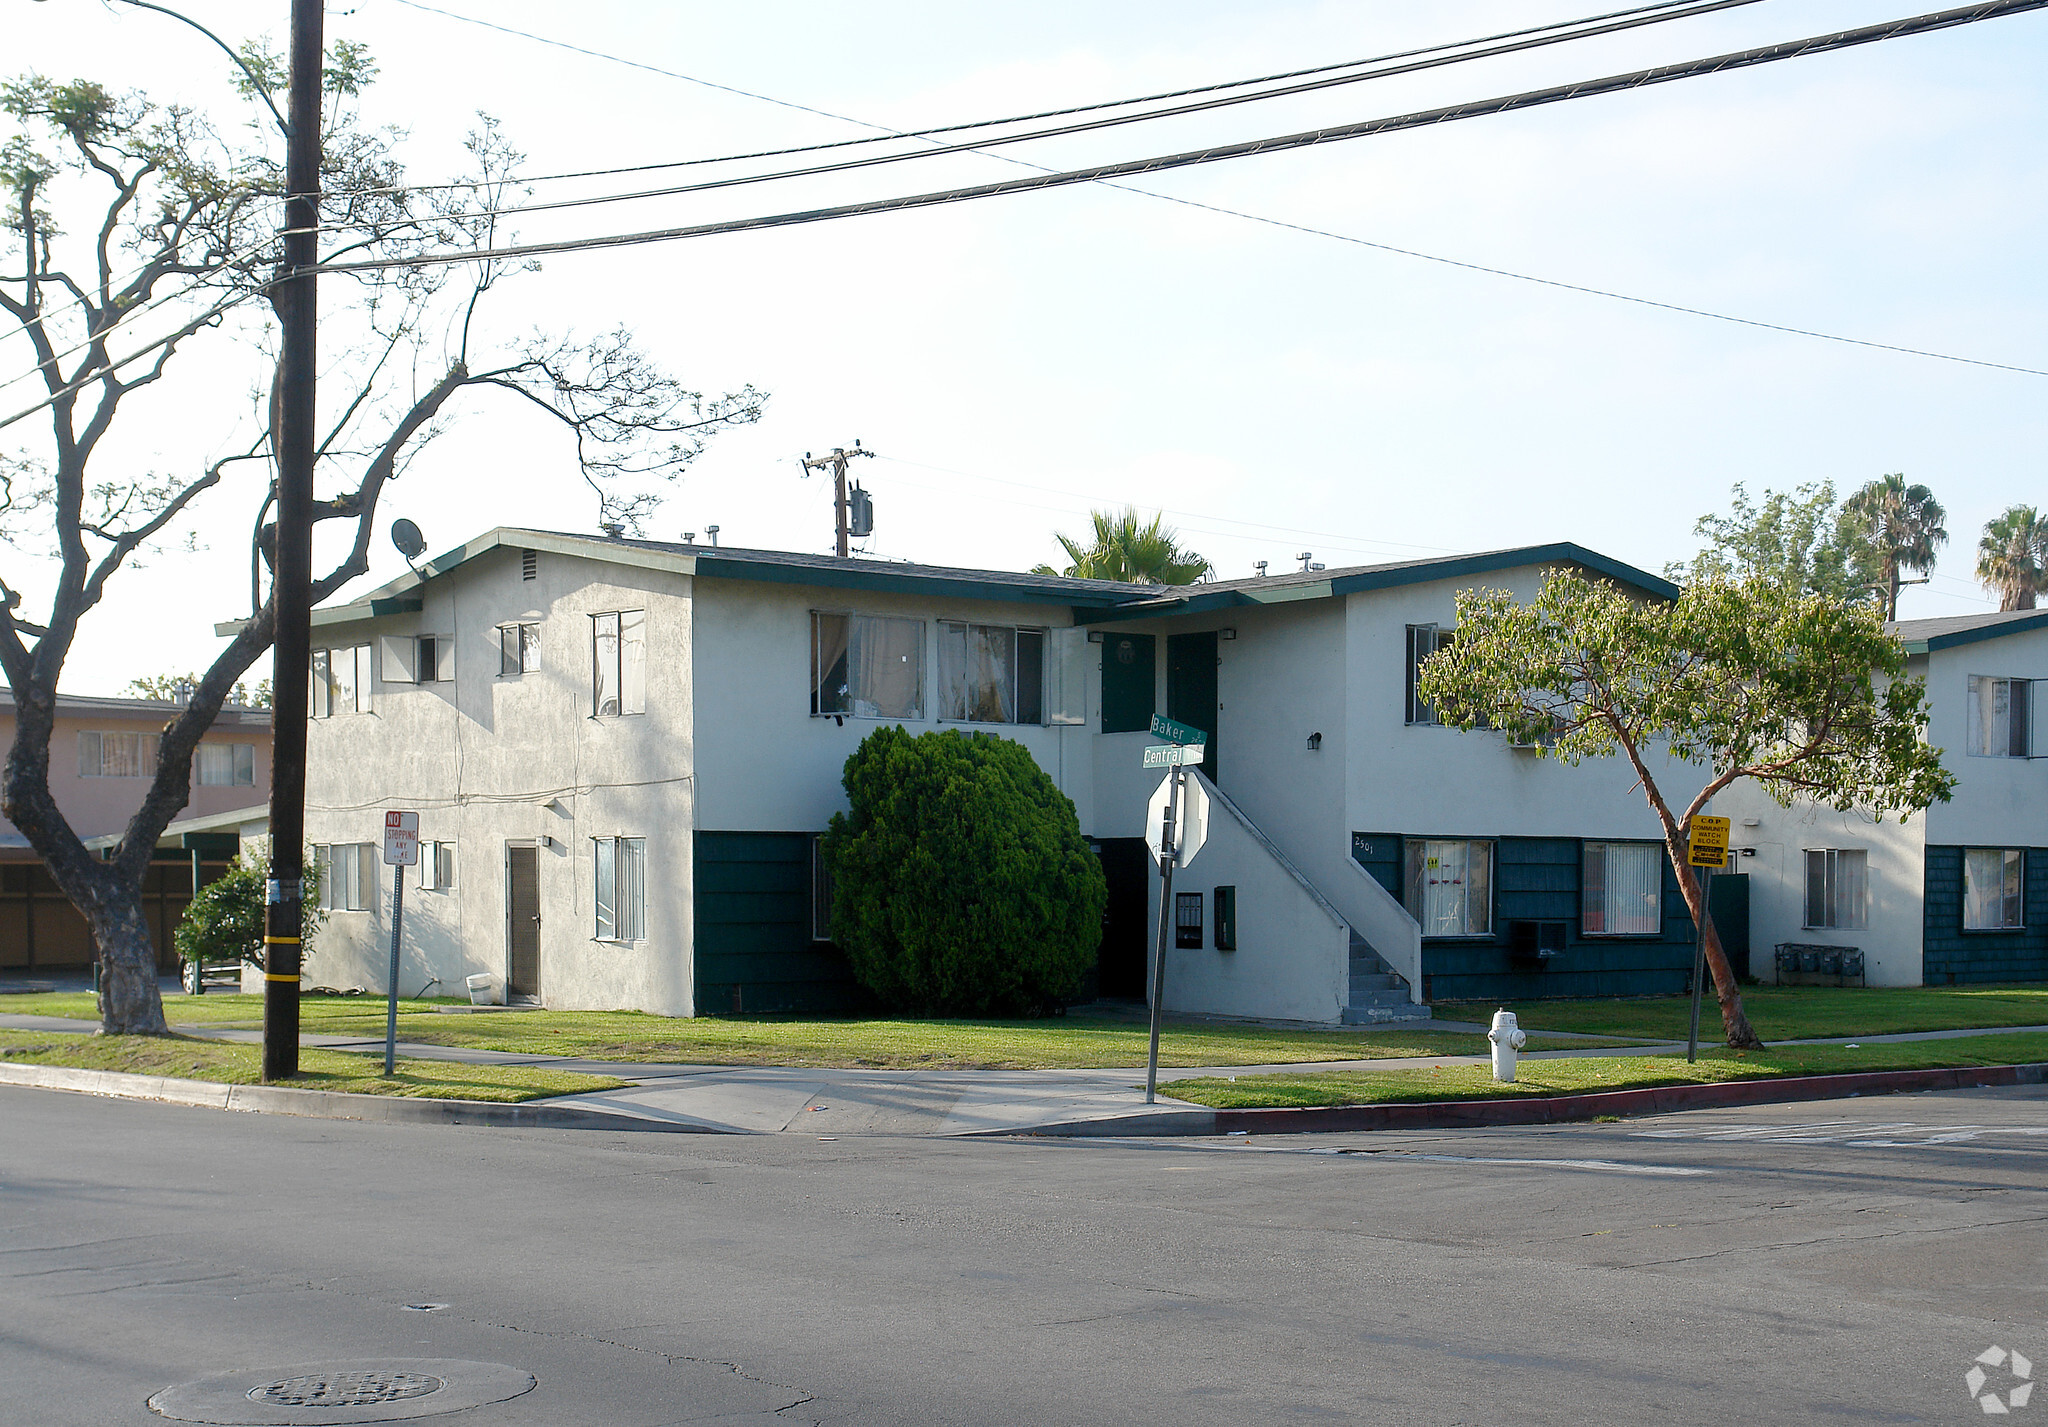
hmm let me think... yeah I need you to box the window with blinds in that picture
[1804,848,1868,930]
[1582,842,1662,935]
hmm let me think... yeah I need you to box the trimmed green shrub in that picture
[823,727,1106,1016]
[174,847,325,974]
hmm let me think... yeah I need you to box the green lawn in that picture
[1437,984,2048,1042]
[3,992,1593,1070]
[0,1028,627,1102]
[1161,1032,2048,1109]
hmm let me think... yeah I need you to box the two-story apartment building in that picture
[281,528,1716,1021]
[1720,609,2048,987]
[0,692,272,971]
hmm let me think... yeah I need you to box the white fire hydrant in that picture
[1488,1009,1528,1083]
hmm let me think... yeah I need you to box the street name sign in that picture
[1148,714,1208,746]
[383,810,420,866]
[1144,772,1209,866]
[1688,814,1730,869]
[1142,744,1204,768]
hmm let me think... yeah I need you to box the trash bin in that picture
[466,973,497,1006]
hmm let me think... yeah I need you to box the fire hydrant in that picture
[1489,1008,1528,1083]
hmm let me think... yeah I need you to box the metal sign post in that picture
[382,811,420,1076]
[1144,764,1181,1105]
[1685,816,1730,1064]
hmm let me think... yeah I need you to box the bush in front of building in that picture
[173,847,326,977]
[823,727,1106,1017]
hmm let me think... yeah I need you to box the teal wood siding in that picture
[1353,833,1697,1001]
[1923,845,2048,985]
[1099,633,1156,733]
[693,831,866,1014]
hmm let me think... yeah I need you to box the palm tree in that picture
[1976,505,2048,611]
[1034,508,1212,585]
[1839,474,1947,620]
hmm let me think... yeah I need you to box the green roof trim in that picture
[1328,543,1680,601]
[691,554,1133,607]
[368,597,423,616]
[1895,610,2048,654]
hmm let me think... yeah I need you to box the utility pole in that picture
[263,0,322,1082]
[800,440,875,557]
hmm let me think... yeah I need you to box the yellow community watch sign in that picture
[1688,815,1731,869]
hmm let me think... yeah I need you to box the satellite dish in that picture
[391,519,426,561]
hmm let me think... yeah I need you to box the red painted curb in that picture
[1208,1061,2048,1136]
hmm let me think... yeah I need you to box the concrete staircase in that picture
[1343,930,1432,1024]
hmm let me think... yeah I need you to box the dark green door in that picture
[1166,631,1218,784]
[1100,632,1155,733]
[1707,872,1750,981]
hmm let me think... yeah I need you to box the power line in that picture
[330,0,1758,232]
[371,0,1736,197]
[309,0,2048,419]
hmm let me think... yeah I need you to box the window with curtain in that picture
[1964,848,2025,931]
[78,731,160,778]
[592,611,646,716]
[1403,838,1492,936]
[1968,676,2034,758]
[1804,848,1868,929]
[939,622,1046,724]
[310,645,372,717]
[499,623,542,676]
[195,742,256,787]
[811,612,924,719]
[594,836,646,941]
[314,842,377,911]
[1583,842,1662,935]
[418,841,457,891]
[1405,625,1456,725]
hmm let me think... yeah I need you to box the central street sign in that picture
[1149,713,1208,746]
[383,810,420,867]
[1142,744,1204,768]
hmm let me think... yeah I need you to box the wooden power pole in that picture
[800,441,875,557]
[263,0,323,1081]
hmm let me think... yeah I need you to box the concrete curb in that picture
[1013,1062,2048,1138]
[0,1061,733,1133]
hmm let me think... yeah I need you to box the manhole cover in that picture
[250,1372,444,1407]
[149,1359,533,1425]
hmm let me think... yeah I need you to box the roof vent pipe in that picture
[1297,552,1313,572]
[601,522,625,540]
[705,524,720,547]
[1255,561,1268,578]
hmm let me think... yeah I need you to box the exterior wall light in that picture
[1306,732,1323,751]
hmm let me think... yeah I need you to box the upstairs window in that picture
[592,611,646,716]
[78,731,159,778]
[381,634,454,685]
[1964,848,2025,931]
[1804,848,1868,930]
[311,645,372,717]
[1404,838,1492,937]
[1968,676,2035,758]
[939,622,1045,724]
[498,622,541,677]
[1405,625,1456,725]
[594,835,646,941]
[196,742,256,787]
[1583,842,1662,935]
[811,612,923,720]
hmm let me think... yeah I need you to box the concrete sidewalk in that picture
[7,1009,2046,1137]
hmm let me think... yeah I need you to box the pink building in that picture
[0,693,271,971]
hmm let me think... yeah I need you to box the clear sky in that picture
[6,0,2044,695]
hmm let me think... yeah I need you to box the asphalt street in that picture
[4,1084,2044,1425]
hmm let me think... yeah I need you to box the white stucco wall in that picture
[301,543,696,1014]
[1146,773,1352,1024]
[1921,634,2048,849]
[690,576,1096,835]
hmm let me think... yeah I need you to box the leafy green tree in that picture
[1,54,760,1035]
[1665,481,1875,603]
[823,727,1105,1016]
[1417,572,1953,1049]
[1034,508,1211,584]
[1839,474,1947,620]
[174,846,324,979]
[123,673,271,708]
[1975,505,2048,611]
